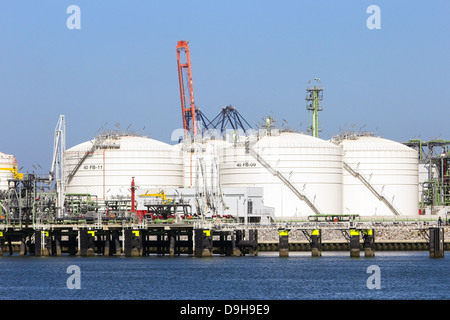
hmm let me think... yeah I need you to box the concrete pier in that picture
[278,229,289,257]
[212,230,238,256]
[349,229,360,258]
[79,229,96,256]
[53,231,62,256]
[363,229,375,257]
[168,230,176,257]
[194,229,213,257]
[0,222,446,258]
[34,230,53,256]
[311,229,322,257]
[429,227,444,258]
[124,229,143,257]
[236,229,258,256]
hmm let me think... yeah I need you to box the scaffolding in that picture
[404,139,450,208]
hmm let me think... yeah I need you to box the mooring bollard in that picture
[311,229,322,257]
[278,229,289,257]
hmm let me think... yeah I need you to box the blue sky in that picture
[0,1,449,172]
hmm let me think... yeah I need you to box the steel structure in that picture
[176,40,198,137]
[49,115,66,218]
[405,139,450,207]
[306,79,323,138]
[209,105,253,135]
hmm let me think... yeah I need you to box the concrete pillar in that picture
[350,229,360,258]
[53,231,62,257]
[233,230,243,256]
[311,229,322,257]
[35,231,52,256]
[246,229,258,256]
[430,227,444,258]
[363,229,375,257]
[230,231,240,256]
[7,236,13,255]
[169,230,176,257]
[194,229,212,257]
[104,231,111,256]
[112,230,121,256]
[68,234,77,256]
[278,229,289,257]
[187,231,193,255]
[124,229,143,257]
[79,229,96,256]
[20,233,27,256]
[34,231,42,256]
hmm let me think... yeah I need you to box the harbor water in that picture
[0,251,447,300]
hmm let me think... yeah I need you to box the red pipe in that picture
[131,177,136,213]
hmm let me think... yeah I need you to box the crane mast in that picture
[49,115,66,218]
[176,40,197,137]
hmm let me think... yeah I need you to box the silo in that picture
[336,134,419,217]
[0,152,18,191]
[64,133,184,199]
[219,130,344,218]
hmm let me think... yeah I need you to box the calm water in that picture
[0,251,447,300]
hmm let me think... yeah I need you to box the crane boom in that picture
[176,40,197,137]
[49,115,66,218]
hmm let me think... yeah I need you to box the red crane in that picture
[176,40,197,137]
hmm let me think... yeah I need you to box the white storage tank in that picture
[219,130,344,218]
[337,134,419,217]
[0,152,18,191]
[64,133,184,199]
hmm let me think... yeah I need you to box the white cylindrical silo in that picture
[0,152,18,191]
[337,134,419,217]
[64,134,184,199]
[219,131,344,218]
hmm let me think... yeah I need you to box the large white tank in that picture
[337,134,419,216]
[64,134,184,199]
[0,152,17,191]
[219,131,344,218]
